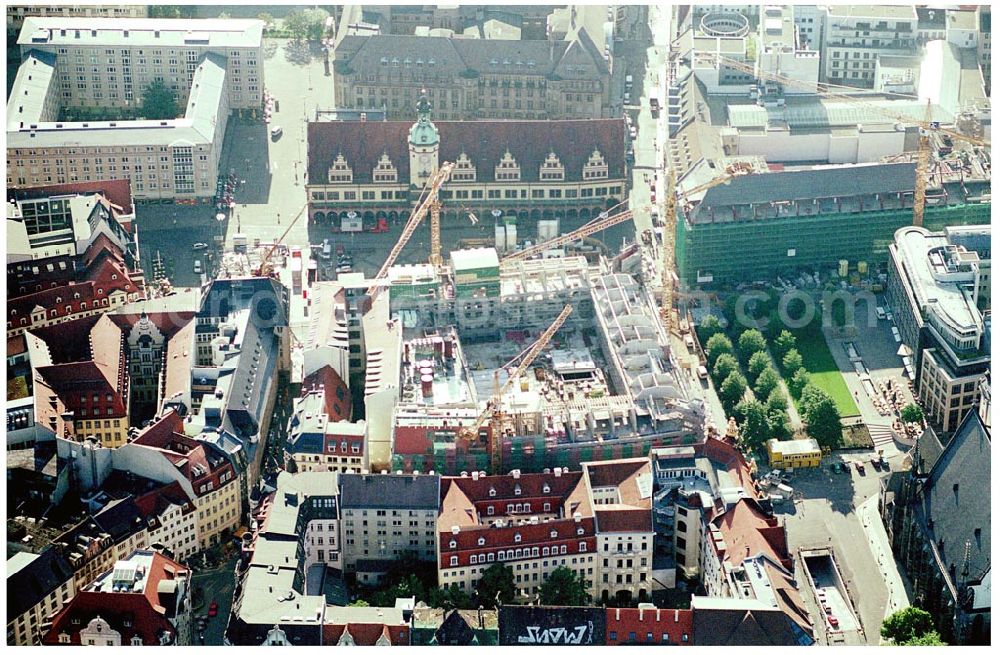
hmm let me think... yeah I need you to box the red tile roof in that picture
[594,508,652,533]
[132,412,235,497]
[41,551,187,646]
[10,179,135,219]
[7,334,27,358]
[606,606,694,645]
[307,118,625,185]
[323,622,410,645]
[713,499,791,571]
[698,437,759,500]
[439,516,596,569]
[302,365,352,422]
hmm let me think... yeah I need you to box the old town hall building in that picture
[306,96,626,234]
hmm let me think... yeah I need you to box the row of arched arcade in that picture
[309,201,619,226]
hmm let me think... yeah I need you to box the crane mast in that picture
[457,304,574,473]
[501,207,633,262]
[661,168,677,333]
[366,162,455,297]
[913,100,932,228]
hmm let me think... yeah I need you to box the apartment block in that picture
[822,6,918,87]
[339,472,441,575]
[6,549,76,645]
[887,225,991,434]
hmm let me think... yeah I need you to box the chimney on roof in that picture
[554,468,562,478]
[512,469,520,480]
[574,512,582,523]
[451,525,459,535]
[472,471,479,481]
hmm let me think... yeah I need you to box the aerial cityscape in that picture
[4,2,991,648]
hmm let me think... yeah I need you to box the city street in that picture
[192,554,239,646]
[776,456,898,645]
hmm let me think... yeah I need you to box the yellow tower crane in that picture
[713,55,990,227]
[659,169,750,332]
[501,200,632,262]
[456,304,574,474]
[366,162,455,298]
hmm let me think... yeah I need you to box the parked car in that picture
[870,455,881,469]
[828,614,839,629]
[192,242,209,251]
[193,260,203,275]
[270,126,283,139]
[208,601,218,617]
[854,461,865,473]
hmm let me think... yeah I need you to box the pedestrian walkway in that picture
[868,421,896,449]
[857,496,911,627]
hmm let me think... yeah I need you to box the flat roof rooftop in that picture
[827,5,917,20]
[18,17,263,49]
[451,247,499,272]
[768,438,820,454]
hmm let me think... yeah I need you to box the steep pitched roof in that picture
[340,473,440,510]
[916,409,991,589]
[692,606,809,646]
[6,547,74,622]
[713,498,791,570]
[307,119,624,185]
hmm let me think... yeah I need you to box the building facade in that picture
[332,29,610,121]
[306,101,626,238]
[880,410,990,644]
[338,473,441,574]
[821,6,918,87]
[887,225,991,434]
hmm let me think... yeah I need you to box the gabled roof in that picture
[6,547,74,622]
[915,409,991,590]
[713,498,791,570]
[7,179,135,218]
[307,118,624,185]
[691,604,811,646]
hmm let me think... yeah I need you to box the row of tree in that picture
[355,554,591,610]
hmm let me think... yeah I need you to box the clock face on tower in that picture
[419,154,431,166]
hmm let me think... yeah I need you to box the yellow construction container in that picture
[767,438,822,469]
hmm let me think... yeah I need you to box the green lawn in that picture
[791,325,861,418]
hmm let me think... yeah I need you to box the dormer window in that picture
[494,150,520,181]
[327,154,353,184]
[489,487,497,497]
[550,530,558,538]
[372,153,398,183]
[539,152,565,181]
[514,484,521,496]
[542,484,550,494]
[478,536,486,546]
[514,533,522,543]
[577,527,585,535]
[452,152,476,182]
[583,150,609,180]
[449,540,456,549]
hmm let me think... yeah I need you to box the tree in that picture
[747,350,772,384]
[767,408,792,441]
[476,564,516,607]
[719,371,748,412]
[789,367,810,399]
[800,385,843,450]
[348,599,370,607]
[881,607,937,644]
[428,585,475,611]
[257,12,276,31]
[766,388,788,415]
[538,566,590,606]
[149,6,196,18]
[284,10,310,40]
[712,353,739,385]
[774,330,797,359]
[782,348,804,374]
[737,329,768,364]
[736,399,770,452]
[754,367,782,400]
[903,631,946,646]
[141,79,178,120]
[302,8,331,40]
[900,403,924,424]
[699,315,723,341]
[706,333,734,368]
